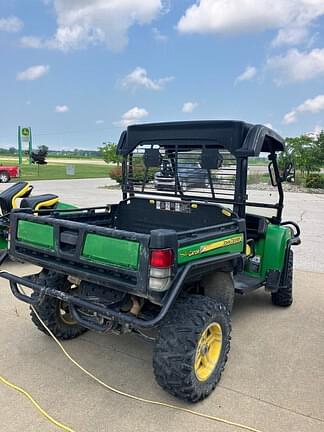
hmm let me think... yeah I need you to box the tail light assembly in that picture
[149,248,174,292]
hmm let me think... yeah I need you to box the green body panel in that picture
[82,233,140,269]
[17,220,54,250]
[246,223,291,279]
[55,202,78,210]
[178,233,244,265]
[0,236,8,250]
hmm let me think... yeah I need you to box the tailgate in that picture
[10,212,150,295]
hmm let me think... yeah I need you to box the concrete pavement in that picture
[0,264,323,432]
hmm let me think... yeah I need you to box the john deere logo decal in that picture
[21,128,30,137]
[180,236,242,258]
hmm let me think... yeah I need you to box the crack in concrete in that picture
[297,209,306,224]
[219,384,324,424]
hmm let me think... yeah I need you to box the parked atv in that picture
[0,121,300,402]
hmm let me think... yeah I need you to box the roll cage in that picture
[117,121,286,223]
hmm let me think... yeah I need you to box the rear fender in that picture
[261,224,292,278]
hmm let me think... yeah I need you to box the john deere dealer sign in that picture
[21,127,30,142]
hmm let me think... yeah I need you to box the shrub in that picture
[109,166,123,184]
[305,174,324,189]
[108,164,156,185]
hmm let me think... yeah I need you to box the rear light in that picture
[149,248,174,292]
[150,249,173,268]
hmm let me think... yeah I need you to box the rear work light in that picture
[149,248,174,292]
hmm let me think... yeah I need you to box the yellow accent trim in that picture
[200,236,242,254]
[194,323,223,382]
[246,244,252,256]
[149,199,155,204]
[191,203,198,208]
[34,197,59,211]
[11,183,31,209]
[222,209,232,217]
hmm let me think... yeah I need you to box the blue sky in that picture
[0,0,324,150]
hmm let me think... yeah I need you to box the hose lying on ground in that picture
[1,287,264,432]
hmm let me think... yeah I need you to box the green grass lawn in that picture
[0,160,110,181]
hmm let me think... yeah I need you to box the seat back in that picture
[114,197,235,234]
[0,182,32,215]
[20,194,59,211]
[246,213,268,240]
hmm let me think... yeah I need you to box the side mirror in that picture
[268,161,278,186]
[282,162,295,183]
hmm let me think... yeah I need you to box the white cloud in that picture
[115,107,148,127]
[177,0,324,47]
[267,48,324,84]
[16,65,49,81]
[283,111,297,125]
[235,65,257,84]
[282,94,324,124]
[21,0,164,51]
[121,67,174,91]
[182,101,198,113]
[21,36,44,48]
[272,27,308,47]
[312,125,323,136]
[55,105,69,113]
[152,27,168,42]
[0,16,23,32]
[95,119,104,124]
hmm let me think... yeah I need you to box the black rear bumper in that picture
[0,253,242,332]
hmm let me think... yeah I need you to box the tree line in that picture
[279,131,324,176]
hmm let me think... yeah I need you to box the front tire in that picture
[271,250,293,307]
[153,295,231,402]
[30,271,87,340]
[0,171,10,183]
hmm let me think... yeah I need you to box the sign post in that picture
[18,126,33,166]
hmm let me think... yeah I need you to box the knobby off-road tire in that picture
[153,295,231,402]
[30,271,87,340]
[271,250,293,307]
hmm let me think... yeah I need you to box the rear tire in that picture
[153,295,231,402]
[271,250,293,307]
[30,271,87,340]
[0,171,10,183]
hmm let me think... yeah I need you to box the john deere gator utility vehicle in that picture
[0,121,300,402]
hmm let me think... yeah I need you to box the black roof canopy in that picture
[117,120,284,157]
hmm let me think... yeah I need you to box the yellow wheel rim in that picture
[194,322,223,382]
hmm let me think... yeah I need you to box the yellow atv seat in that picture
[0,182,33,215]
[20,194,59,211]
